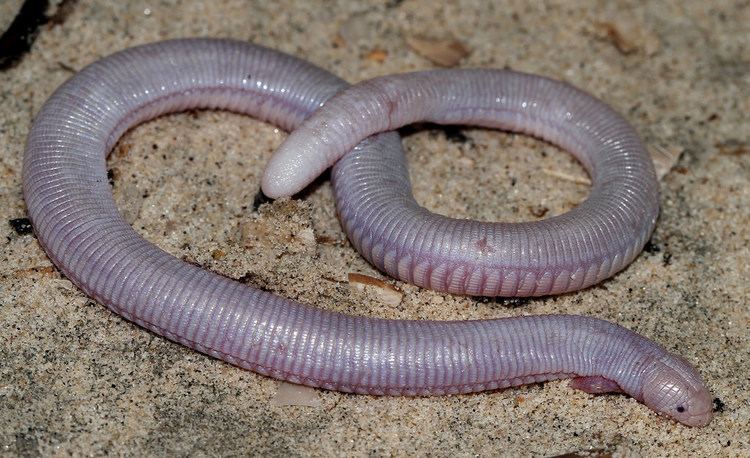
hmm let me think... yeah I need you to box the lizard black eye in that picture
[676,406,685,413]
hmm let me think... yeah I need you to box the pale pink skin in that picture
[23,39,712,427]
[266,69,661,297]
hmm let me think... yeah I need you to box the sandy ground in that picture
[1,1,748,456]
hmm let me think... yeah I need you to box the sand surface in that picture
[1,1,748,456]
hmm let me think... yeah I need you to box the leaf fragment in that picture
[405,35,470,67]
[271,382,321,407]
[348,272,403,306]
